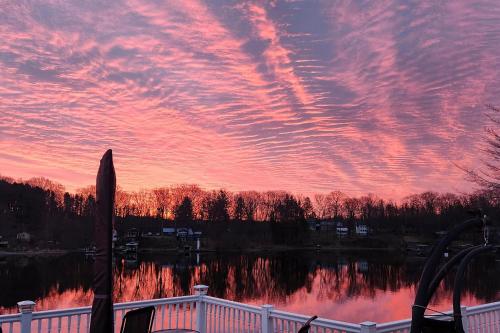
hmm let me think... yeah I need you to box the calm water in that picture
[0,251,499,323]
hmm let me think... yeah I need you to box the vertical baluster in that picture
[225,307,229,333]
[213,305,217,333]
[240,310,244,333]
[206,304,210,333]
[236,309,240,333]
[67,315,72,333]
[230,307,233,333]
[161,305,165,330]
[183,303,187,328]
[177,303,181,328]
[247,312,251,333]
[204,304,208,333]
[216,305,220,333]
[208,304,212,333]
[221,305,225,333]
[9,322,14,333]
[76,314,81,333]
[215,305,218,333]
[491,310,493,332]
[495,309,499,332]
[86,313,90,333]
[491,310,495,332]
[37,319,42,333]
[231,307,235,333]
[224,307,228,333]
[168,304,172,329]
[189,302,194,329]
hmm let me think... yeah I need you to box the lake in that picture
[0,251,499,323]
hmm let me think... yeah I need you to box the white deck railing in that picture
[1,285,499,333]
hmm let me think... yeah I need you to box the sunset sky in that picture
[1,0,499,199]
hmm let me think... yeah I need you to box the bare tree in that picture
[314,194,329,219]
[27,176,66,204]
[328,191,345,219]
[466,105,500,192]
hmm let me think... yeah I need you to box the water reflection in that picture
[0,251,498,322]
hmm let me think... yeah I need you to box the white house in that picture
[355,224,368,236]
[16,232,31,242]
[336,223,348,236]
[162,227,176,236]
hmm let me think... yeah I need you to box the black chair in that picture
[298,315,318,333]
[120,306,156,333]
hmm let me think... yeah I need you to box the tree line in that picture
[1,174,499,248]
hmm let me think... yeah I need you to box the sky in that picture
[1,0,499,199]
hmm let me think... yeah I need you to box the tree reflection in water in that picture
[0,251,498,321]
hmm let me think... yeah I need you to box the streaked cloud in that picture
[1,0,499,199]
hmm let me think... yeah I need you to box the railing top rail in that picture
[32,306,91,320]
[271,309,361,331]
[27,295,198,320]
[204,296,262,314]
[114,295,198,309]
[466,301,500,314]
[376,318,412,332]
[0,313,21,322]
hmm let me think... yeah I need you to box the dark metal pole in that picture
[410,217,483,333]
[452,245,494,333]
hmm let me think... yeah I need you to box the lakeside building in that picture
[355,224,369,236]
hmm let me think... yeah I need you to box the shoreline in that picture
[0,245,404,258]
[0,249,74,257]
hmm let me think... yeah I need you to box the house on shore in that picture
[355,223,369,236]
[16,232,31,242]
[162,227,176,236]
[336,223,349,237]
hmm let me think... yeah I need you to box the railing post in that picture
[360,321,377,333]
[461,306,469,333]
[18,300,35,333]
[261,304,274,333]
[194,285,208,333]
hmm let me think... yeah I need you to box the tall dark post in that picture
[90,150,116,333]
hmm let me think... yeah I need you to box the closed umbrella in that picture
[90,150,116,333]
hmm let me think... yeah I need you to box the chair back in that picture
[298,315,318,333]
[120,306,155,333]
